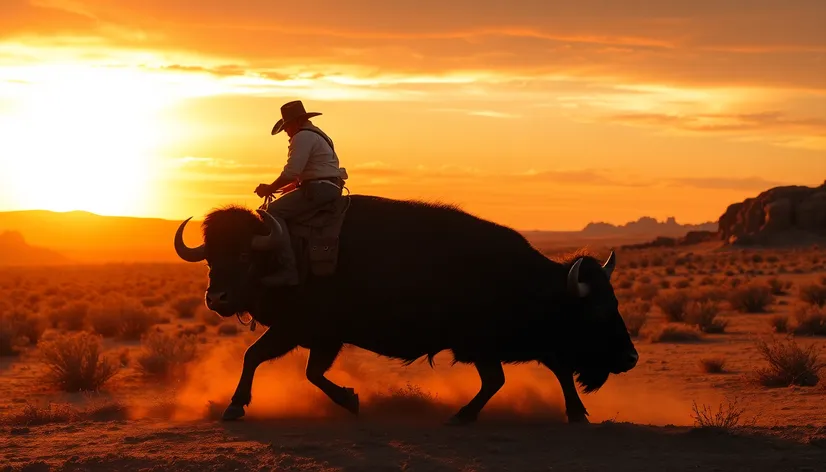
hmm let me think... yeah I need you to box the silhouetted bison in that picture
[174,195,638,424]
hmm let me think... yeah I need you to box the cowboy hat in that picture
[270,100,322,135]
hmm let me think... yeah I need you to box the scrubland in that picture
[1,246,826,470]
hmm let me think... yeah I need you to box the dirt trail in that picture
[2,417,825,471]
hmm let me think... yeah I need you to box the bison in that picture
[174,195,638,424]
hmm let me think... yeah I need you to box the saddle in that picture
[285,195,350,281]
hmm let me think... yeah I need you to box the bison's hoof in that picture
[445,414,476,426]
[342,387,359,415]
[222,403,246,421]
[567,412,590,424]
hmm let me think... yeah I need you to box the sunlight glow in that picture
[0,65,172,215]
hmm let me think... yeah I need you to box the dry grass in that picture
[767,277,793,296]
[135,330,198,380]
[0,307,45,356]
[198,305,222,327]
[621,300,650,337]
[770,314,790,334]
[792,304,826,336]
[685,300,728,334]
[170,295,202,319]
[39,331,119,392]
[654,290,691,322]
[88,296,160,340]
[690,397,754,429]
[366,382,450,418]
[799,283,826,307]
[728,283,775,313]
[0,399,129,426]
[47,301,89,331]
[649,323,703,343]
[699,357,727,373]
[217,323,239,336]
[752,336,824,388]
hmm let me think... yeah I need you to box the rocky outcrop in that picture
[718,180,826,246]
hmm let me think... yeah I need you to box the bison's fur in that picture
[177,195,638,424]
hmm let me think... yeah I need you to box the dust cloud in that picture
[168,341,700,426]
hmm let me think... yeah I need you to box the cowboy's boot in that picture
[261,216,300,286]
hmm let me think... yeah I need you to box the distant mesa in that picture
[581,216,716,237]
[0,230,72,266]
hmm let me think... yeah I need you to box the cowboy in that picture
[254,100,347,286]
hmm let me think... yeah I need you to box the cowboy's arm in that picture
[269,132,313,191]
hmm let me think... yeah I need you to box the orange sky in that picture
[0,0,824,230]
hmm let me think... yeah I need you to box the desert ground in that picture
[2,244,826,471]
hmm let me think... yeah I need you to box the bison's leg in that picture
[447,361,505,425]
[305,344,359,415]
[541,358,589,423]
[223,328,297,421]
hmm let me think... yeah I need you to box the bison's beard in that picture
[574,367,610,393]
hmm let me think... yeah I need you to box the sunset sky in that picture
[0,0,824,230]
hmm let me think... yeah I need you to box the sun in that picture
[0,65,167,216]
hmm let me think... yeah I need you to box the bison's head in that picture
[174,206,283,317]
[564,251,638,392]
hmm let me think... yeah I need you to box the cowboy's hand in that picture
[254,183,272,198]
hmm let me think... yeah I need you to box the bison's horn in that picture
[567,258,591,298]
[250,209,283,251]
[602,250,616,280]
[174,217,206,263]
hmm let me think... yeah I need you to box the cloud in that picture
[2,0,825,91]
[607,110,826,150]
[669,176,785,191]
[168,156,790,193]
[610,111,826,134]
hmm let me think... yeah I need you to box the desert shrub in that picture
[799,283,826,307]
[659,279,671,289]
[727,277,744,288]
[617,279,633,290]
[691,398,754,430]
[197,305,222,327]
[0,400,128,426]
[767,278,792,296]
[89,297,159,340]
[217,324,239,336]
[699,276,715,286]
[654,290,690,322]
[685,300,728,334]
[141,296,165,308]
[0,314,25,356]
[135,331,198,380]
[792,304,826,336]
[665,266,676,276]
[770,315,790,333]
[728,284,774,313]
[0,306,46,355]
[752,337,824,387]
[47,301,89,331]
[649,323,702,343]
[693,287,727,303]
[699,357,726,373]
[634,283,660,301]
[39,332,119,392]
[621,300,650,337]
[367,382,447,418]
[674,279,691,289]
[170,296,202,319]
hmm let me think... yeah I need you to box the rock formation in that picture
[718,180,826,246]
